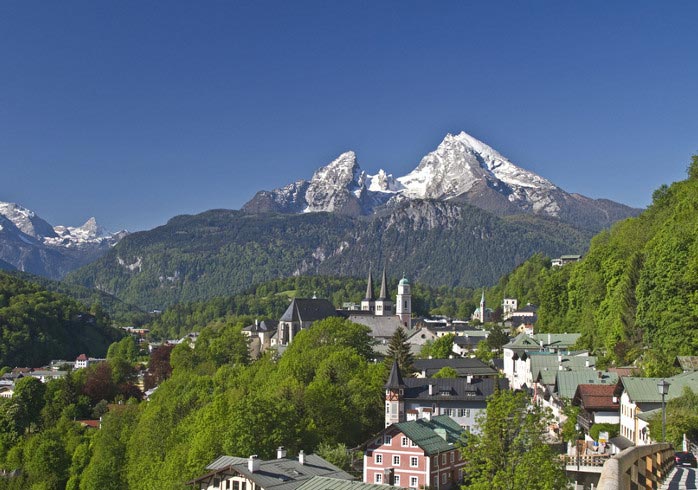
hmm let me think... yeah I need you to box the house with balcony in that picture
[571,384,620,435]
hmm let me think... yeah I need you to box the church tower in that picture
[374,267,393,316]
[384,360,405,427]
[361,267,375,312]
[479,289,486,323]
[396,275,411,327]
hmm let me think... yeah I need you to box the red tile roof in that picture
[573,384,619,411]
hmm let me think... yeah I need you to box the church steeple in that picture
[384,360,405,427]
[365,266,375,301]
[361,266,376,312]
[379,267,388,300]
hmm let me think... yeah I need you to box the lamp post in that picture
[657,379,670,443]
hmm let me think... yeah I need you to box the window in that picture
[386,403,390,414]
[375,473,382,484]
[433,456,437,466]
[376,454,383,464]
[410,456,418,467]
[233,481,239,490]
[241,482,246,490]
[442,473,448,484]
[393,455,400,466]
[385,435,392,445]
[442,454,446,465]
[401,436,409,447]
[410,477,418,488]
[450,451,455,463]
[393,475,400,486]
[411,440,418,447]
[433,477,438,488]
[465,409,471,418]
[457,408,465,417]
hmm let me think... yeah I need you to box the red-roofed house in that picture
[571,384,620,434]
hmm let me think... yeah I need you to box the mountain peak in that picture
[310,151,360,187]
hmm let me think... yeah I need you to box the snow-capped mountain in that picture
[243,131,640,230]
[0,201,127,278]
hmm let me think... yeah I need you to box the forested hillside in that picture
[65,201,592,311]
[145,275,479,340]
[0,272,123,367]
[491,157,698,374]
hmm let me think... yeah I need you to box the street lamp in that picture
[657,379,671,442]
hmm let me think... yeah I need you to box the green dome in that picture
[399,276,409,285]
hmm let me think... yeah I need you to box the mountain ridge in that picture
[243,131,640,231]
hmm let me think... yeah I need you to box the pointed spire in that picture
[481,288,485,305]
[379,266,388,300]
[384,360,406,389]
[365,265,375,301]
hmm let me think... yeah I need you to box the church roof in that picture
[279,299,337,323]
[347,314,403,339]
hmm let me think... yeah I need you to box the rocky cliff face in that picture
[243,131,640,231]
[0,201,127,279]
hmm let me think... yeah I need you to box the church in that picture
[275,267,413,350]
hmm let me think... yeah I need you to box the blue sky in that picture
[1,1,697,231]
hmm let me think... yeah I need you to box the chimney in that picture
[547,333,551,345]
[277,446,287,459]
[299,450,305,465]
[255,319,259,327]
[585,359,590,368]
[558,354,562,363]
[422,409,432,421]
[466,375,473,384]
[428,384,434,395]
[248,455,260,473]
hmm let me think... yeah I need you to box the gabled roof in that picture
[280,299,337,323]
[243,320,278,333]
[392,415,464,455]
[554,370,617,400]
[675,356,698,372]
[618,371,698,403]
[412,358,497,378]
[347,315,403,339]
[572,384,620,411]
[402,377,506,402]
[194,454,353,490]
[504,332,581,352]
[530,353,597,385]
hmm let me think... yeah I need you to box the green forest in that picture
[0,318,388,490]
[0,272,122,368]
[488,157,698,374]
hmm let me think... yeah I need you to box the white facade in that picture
[396,278,412,327]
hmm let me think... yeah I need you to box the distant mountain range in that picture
[0,201,127,279]
[244,131,639,232]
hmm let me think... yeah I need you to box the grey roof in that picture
[280,299,338,323]
[346,314,403,339]
[452,334,489,347]
[675,356,698,371]
[297,477,403,490]
[201,454,353,490]
[243,320,278,333]
[530,353,597,385]
[412,358,497,378]
[403,377,507,402]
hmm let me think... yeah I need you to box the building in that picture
[411,358,498,379]
[613,371,698,447]
[74,354,106,369]
[243,320,279,358]
[384,361,504,432]
[551,255,582,267]
[502,298,518,319]
[277,298,339,346]
[571,384,620,436]
[186,450,354,490]
[470,290,493,323]
[502,332,583,390]
[363,415,466,490]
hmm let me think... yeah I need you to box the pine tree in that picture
[384,326,414,374]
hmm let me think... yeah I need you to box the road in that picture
[661,466,698,489]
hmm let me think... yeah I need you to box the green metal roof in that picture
[529,353,597,385]
[555,370,618,400]
[297,477,403,490]
[392,415,464,455]
[503,332,581,352]
[621,371,698,403]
